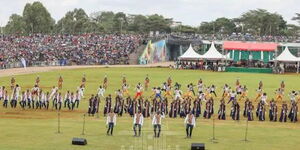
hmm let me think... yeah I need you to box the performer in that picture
[88,95,95,116]
[152,111,165,138]
[64,91,71,110]
[104,95,112,116]
[167,76,172,86]
[218,99,226,120]
[74,90,81,108]
[256,100,266,121]
[144,75,150,91]
[279,102,288,122]
[280,81,285,92]
[288,101,298,122]
[106,110,117,136]
[133,111,144,137]
[81,74,87,87]
[227,90,236,104]
[122,74,127,85]
[45,92,50,110]
[103,75,108,89]
[222,84,230,98]
[231,101,240,120]
[260,93,268,105]
[258,80,263,89]
[254,87,263,101]
[239,85,248,101]
[0,86,4,101]
[20,91,26,109]
[275,88,284,102]
[243,98,250,117]
[247,102,254,121]
[35,76,40,87]
[122,83,130,97]
[31,84,40,109]
[2,90,9,108]
[164,85,173,99]
[97,86,105,98]
[11,77,16,90]
[188,83,195,96]
[269,99,278,122]
[26,89,32,109]
[50,86,58,99]
[134,83,143,100]
[58,75,63,89]
[203,98,213,119]
[56,92,63,110]
[153,87,163,101]
[210,85,217,97]
[184,112,196,138]
[235,78,240,91]
[289,91,297,103]
[174,88,182,101]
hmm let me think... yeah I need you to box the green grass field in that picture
[0,67,299,150]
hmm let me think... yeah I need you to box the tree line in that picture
[2,1,300,36]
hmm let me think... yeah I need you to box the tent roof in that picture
[201,42,226,60]
[275,47,300,62]
[223,41,277,51]
[178,44,202,60]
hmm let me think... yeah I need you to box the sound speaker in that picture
[191,143,205,150]
[72,138,87,145]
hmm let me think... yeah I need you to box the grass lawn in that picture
[0,67,299,150]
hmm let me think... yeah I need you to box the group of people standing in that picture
[0,75,84,111]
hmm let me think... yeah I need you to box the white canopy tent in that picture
[274,46,300,73]
[178,44,203,60]
[275,47,300,62]
[200,42,227,60]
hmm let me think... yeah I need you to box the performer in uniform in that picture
[106,110,117,136]
[133,111,144,137]
[288,101,298,122]
[58,75,63,89]
[103,75,108,89]
[184,112,196,138]
[35,76,40,87]
[81,74,86,87]
[134,83,143,100]
[279,102,288,122]
[11,77,16,90]
[97,86,106,98]
[218,99,226,120]
[144,75,150,91]
[269,99,278,122]
[152,111,165,138]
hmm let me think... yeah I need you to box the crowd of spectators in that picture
[0,34,144,69]
[168,33,300,43]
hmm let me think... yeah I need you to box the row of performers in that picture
[97,95,298,123]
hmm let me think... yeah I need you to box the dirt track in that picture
[0,62,174,77]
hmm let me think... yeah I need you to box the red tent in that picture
[223,41,277,51]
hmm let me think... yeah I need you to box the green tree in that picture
[90,11,115,33]
[22,1,55,34]
[146,14,171,33]
[240,9,287,35]
[56,8,90,34]
[113,12,128,33]
[4,14,25,34]
[128,15,148,33]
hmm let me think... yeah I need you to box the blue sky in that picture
[0,0,299,26]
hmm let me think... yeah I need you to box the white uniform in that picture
[97,88,105,98]
[174,89,182,100]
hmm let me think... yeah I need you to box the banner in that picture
[139,40,168,64]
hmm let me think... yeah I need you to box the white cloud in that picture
[0,0,298,26]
